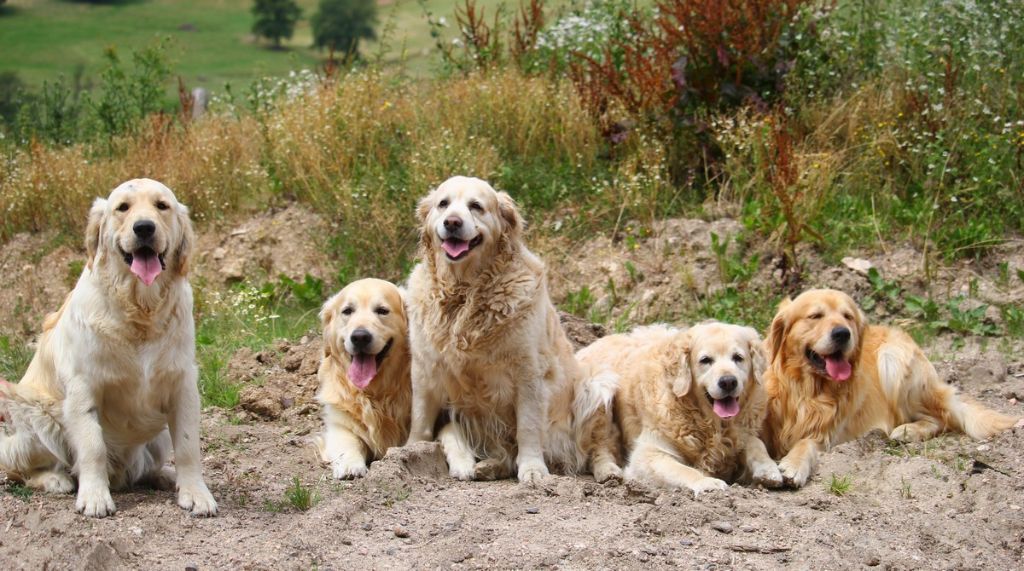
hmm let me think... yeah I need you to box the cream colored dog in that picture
[577,322,782,495]
[315,278,411,479]
[763,289,1019,487]
[0,178,216,518]
[404,176,582,483]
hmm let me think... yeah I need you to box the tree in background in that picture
[311,0,377,57]
[251,0,303,49]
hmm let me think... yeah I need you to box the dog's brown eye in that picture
[374,306,390,316]
[116,203,130,212]
[699,356,713,365]
[732,354,744,363]
[155,201,169,211]
[809,312,823,320]
[843,312,853,320]
[438,199,449,208]
[469,201,483,212]
[341,307,354,316]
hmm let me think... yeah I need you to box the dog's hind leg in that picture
[438,422,476,480]
[25,468,75,494]
[133,429,175,491]
[890,418,942,442]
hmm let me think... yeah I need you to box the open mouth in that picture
[706,392,740,419]
[805,347,852,382]
[440,235,483,261]
[347,338,393,390]
[120,245,166,286]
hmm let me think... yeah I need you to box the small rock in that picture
[185,565,199,571]
[710,521,734,534]
[976,444,991,452]
[841,257,874,275]
[341,538,353,546]
[739,524,756,533]
[525,506,540,514]
[865,555,881,566]
[362,523,373,531]
[679,539,694,547]
[394,526,410,538]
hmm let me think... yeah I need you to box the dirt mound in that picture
[193,204,335,287]
[0,232,80,339]
[230,336,323,421]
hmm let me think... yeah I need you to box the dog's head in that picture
[416,176,522,272]
[320,278,408,391]
[674,322,767,420]
[766,289,866,383]
[86,179,194,286]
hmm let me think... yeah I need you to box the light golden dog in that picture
[314,278,411,479]
[577,322,782,495]
[0,178,216,517]
[404,176,582,483]
[763,288,1019,487]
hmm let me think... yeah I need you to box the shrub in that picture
[251,0,303,49]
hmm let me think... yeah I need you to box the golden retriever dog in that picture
[577,322,782,495]
[0,179,216,518]
[404,176,582,484]
[763,288,1019,487]
[314,278,411,479]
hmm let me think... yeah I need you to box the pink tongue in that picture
[130,254,162,286]
[441,239,470,258]
[713,397,740,419]
[825,356,852,381]
[347,354,378,389]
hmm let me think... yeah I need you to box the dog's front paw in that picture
[76,486,116,518]
[448,457,477,481]
[517,460,550,485]
[178,483,218,517]
[889,423,927,442]
[332,459,369,480]
[593,462,624,485]
[779,457,811,488]
[751,461,784,489]
[473,458,510,481]
[690,477,728,496]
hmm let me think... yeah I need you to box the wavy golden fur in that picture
[763,289,1019,487]
[314,279,412,479]
[405,176,582,483]
[577,322,782,494]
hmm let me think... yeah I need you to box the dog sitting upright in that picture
[315,278,412,479]
[0,178,216,517]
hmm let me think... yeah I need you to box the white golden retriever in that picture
[315,278,412,479]
[404,176,583,483]
[0,178,216,517]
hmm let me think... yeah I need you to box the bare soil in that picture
[2,205,1023,569]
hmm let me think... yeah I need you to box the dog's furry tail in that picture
[950,397,1019,440]
[573,366,619,432]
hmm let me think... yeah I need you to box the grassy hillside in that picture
[0,0,518,88]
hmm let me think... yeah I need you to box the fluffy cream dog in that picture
[315,278,411,479]
[0,178,216,517]
[577,322,782,494]
[404,176,582,483]
[763,289,1020,487]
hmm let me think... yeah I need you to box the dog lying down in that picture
[314,278,412,479]
[0,178,216,517]
[762,288,1020,487]
[577,322,782,495]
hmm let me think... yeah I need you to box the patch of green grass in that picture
[827,473,852,496]
[899,476,913,500]
[0,336,33,381]
[284,476,320,511]
[695,287,781,332]
[4,481,34,502]
[561,285,596,318]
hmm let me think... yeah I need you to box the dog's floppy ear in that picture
[85,198,107,269]
[743,326,769,384]
[173,202,195,277]
[670,330,694,397]
[766,297,792,364]
[496,191,524,237]
[319,293,341,358]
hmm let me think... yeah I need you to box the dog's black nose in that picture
[350,328,373,351]
[133,220,156,239]
[718,376,738,393]
[831,326,851,345]
[443,216,463,231]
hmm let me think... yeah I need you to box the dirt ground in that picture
[2,206,1023,569]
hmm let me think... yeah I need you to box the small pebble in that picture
[185,566,198,571]
[865,555,881,566]
[525,506,540,514]
[711,521,733,534]
[679,539,694,547]
[362,523,373,531]
[341,538,353,546]
[740,524,756,533]
[394,526,410,538]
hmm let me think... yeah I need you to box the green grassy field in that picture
[0,0,513,90]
